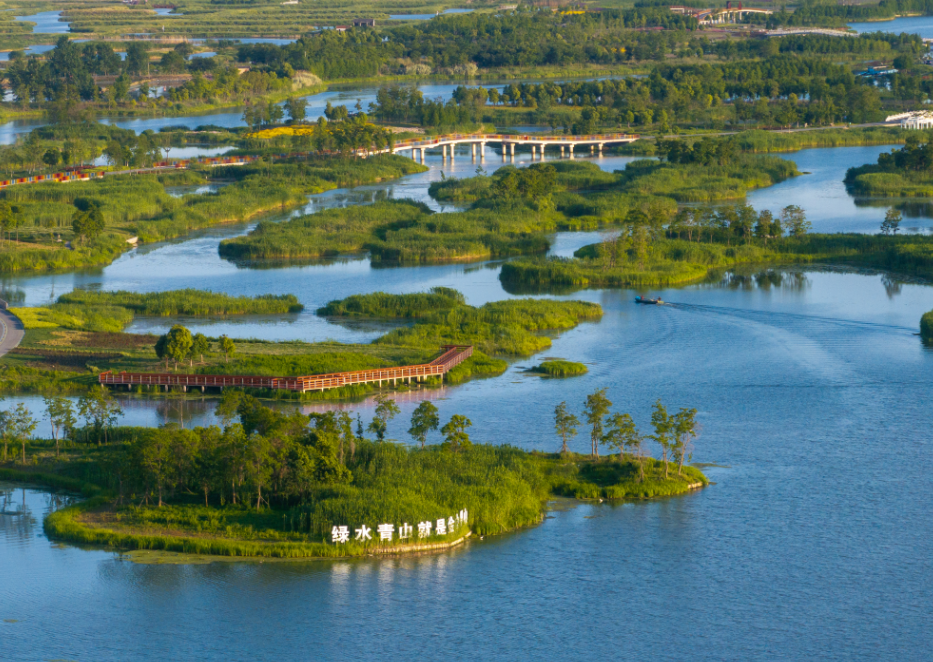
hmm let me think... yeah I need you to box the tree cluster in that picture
[555,391,699,479]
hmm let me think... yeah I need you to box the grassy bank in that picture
[15,439,705,559]
[732,127,908,154]
[221,157,798,265]
[1,290,601,396]
[0,155,426,275]
[500,234,933,293]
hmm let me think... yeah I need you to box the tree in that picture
[125,43,149,76]
[368,394,400,442]
[284,97,307,124]
[583,389,612,458]
[671,407,699,476]
[71,201,105,243]
[0,403,37,464]
[219,335,235,363]
[337,411,354,464]
[408,401,439,449]
[441,414,472,452]
[42,148,61,169]
[191,333,210,364]
[553,401,579,454]
[754,209,775,242]
[44,395,75,456]
[649,399,674,478]
[156,325,193,370]
[781,205,810,237]
[881,208,902,236]
[0,201,22,247]
[78,389,123,445]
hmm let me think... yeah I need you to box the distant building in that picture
[353,18,376,27]
[886,111,933,129]
[334,25,349,32]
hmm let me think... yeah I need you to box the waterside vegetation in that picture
[0,154,426,274]
[0,288,601,397]
[1,393,706,559]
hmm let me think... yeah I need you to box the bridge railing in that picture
[392,133,638,149]
[99,345,474,393]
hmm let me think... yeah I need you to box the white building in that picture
[886,111,933,129]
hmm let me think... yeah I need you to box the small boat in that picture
[635,296,663,305]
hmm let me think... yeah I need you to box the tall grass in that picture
[501,234,933,293]
[530,360,588,377]
[0,156,425,275]
[58,289,304,316]
[317,287,465,318]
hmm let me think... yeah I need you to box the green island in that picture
[845,133,933,197]
[0,288,601,396]
[529,360,589,377]
[0,392,705,559]
[218,155,798,263]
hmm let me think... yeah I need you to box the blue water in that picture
[14,11,70,34]
[1,113,933,658]
[3,257,933,659]
[849,15,933,37]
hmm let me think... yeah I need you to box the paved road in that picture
[0,308,24,358]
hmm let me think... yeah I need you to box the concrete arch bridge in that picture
[389,133,639,163]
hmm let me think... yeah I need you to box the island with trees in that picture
[0,287,602,397]
[1,389,706,559]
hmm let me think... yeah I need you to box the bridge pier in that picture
[569,144,575,159]
[531,145,537,160]
[509,143,515,157]
[442,145,447,160]
[560,145,565,158]
[598,143,604,156]
[540,144,545,160]
[480,142,486,161]
[471,143,476,160]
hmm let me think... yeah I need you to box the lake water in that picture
[0,75,617,143]
[849,15,933,37]
[3,258,933,659]
[3,121,933,657]
[14,10,70,34]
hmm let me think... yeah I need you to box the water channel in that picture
[2,36,933,658]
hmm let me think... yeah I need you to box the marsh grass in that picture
[529,360,588,377]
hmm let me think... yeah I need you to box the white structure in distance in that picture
[885,111,933,130]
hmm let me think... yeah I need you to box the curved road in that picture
[0,308,24,357]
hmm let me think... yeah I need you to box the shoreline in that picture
[2,463,709,562]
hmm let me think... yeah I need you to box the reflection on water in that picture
[14,10,70,33]
[4,259,933,659]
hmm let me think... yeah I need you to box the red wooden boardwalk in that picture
[99,345,473,393]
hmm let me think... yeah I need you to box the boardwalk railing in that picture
[99,345,473,393]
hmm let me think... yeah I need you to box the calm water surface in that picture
[2,134,933,658]
[14,10,70,33]
[3,264,933,660]
[849,15,933,37]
